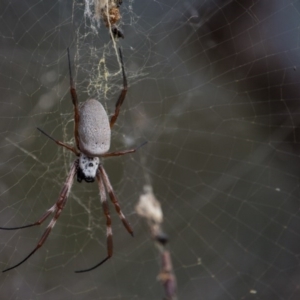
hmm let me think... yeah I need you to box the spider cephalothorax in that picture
[77,154,100,183]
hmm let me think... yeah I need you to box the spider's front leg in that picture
[67,48,80,150]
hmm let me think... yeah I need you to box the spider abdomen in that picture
[78,99,111,156]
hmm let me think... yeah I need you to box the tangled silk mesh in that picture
[0,0,300,299]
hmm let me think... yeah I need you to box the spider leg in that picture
[2,160,78,273]
[0,204,56,230]
[75,173,113,273]
[98,164,133,236]
[101,141,147,157]
[67,48,80,150]
[109,47,128,128]
[37,127,79,156]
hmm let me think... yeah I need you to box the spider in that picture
[1,48,144,273]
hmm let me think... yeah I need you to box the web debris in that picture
[84,0,124,38]
[136,185,177,300]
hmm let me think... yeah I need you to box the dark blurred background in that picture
[0,0,300,299]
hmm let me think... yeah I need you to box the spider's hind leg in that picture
[2,160,78,272]
[98,164,133,236]
[75,172,113,273]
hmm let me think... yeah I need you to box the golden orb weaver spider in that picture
[1,48,145,273]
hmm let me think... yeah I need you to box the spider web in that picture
[0,0,300,299]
